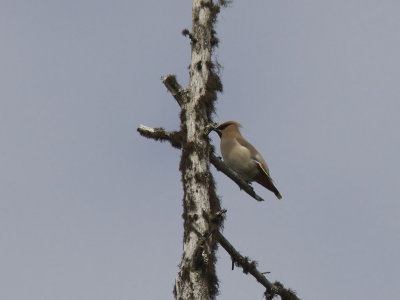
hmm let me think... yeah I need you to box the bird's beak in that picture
[211,127,222,137]
[204,122,221,137]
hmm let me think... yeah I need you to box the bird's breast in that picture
[221,140,258,181]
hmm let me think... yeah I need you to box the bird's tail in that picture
[255,162,282,200]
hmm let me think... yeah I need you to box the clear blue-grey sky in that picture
[1,1,399,299]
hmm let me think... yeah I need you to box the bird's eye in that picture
[218,124,231,130]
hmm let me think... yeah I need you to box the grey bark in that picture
[173,1,222,299]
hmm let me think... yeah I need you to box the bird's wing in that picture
[235,136,282,199]
[236,136,258,156]
[236,136,270,173]
[255,160,272,180]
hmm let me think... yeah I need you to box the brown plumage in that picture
[213,121,282,199]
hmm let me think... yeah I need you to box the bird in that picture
[212,121,282,199]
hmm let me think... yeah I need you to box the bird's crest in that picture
[217,121,242,130]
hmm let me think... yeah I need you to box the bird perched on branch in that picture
[211,121,282,199]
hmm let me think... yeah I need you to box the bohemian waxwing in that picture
[212,121,282,199]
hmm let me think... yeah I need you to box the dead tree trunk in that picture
[173,1,223,299]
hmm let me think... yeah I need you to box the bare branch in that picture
[161,75,188,107]
[210,153,264,201]
[137,125,183,149]
[265,281,300,300]
[216,231,301,300]
[216,231,275,290]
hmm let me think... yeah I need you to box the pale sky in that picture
[1,1,399,299]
